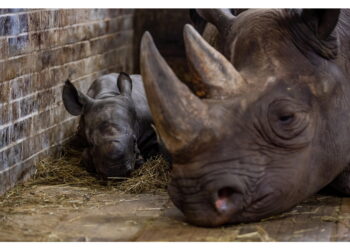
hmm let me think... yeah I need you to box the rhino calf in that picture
[62,73,160,177]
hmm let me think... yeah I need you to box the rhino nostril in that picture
[218,187,235,199]
[215,187,238,214]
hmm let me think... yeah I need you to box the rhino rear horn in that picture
[196,9,235,34]
[184,24,245,98]
[140,31,209,155]
[62,80,94,116]
[301,9,340,40]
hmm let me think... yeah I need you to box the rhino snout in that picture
[86,137,139,178]
[168,173,250,226]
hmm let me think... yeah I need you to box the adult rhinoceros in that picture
[140,9,350,226]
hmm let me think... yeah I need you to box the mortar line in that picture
[0,45,133,86]
[0,133,73,176]
[0,115,76,155]
[0,87,62,131]
[0,29,133,63]
[0,13,133,40]
[0,44,132,105]
[0,63,120,146]
[0,103,73,153]
[0,60,124,110]
[0,9,44,18]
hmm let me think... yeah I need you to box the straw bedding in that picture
[34,146,171,193]
[0,145,170,209]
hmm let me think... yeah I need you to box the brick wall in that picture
[0,9,134,194]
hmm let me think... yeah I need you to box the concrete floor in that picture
[1,183,350,241]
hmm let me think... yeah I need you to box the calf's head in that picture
[140,9,350,226]
[62,73,141,177]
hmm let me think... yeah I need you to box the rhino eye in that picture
[278,114,295,124]
[268,100,309,140]
[99,121,112,132]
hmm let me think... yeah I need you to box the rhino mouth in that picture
[95,158,136,178]
[168,172,260,226]
[165,158,298,227]
[83,146,137,178]
[169,179,284,226]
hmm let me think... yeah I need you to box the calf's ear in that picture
[301,9,340,40]
[117,72,133,96]
[62,80,94,116]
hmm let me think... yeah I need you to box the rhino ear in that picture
[117,72,133,96]
[196,9,235,34]
[189,9,207,33]
[301,9,340,39]
[62,80,94,116]
[231,9,248,15]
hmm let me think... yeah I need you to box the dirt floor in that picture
[1,149,350,241]
[1,184,350,241]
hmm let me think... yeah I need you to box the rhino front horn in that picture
[140,31,209,156]
[184,24,245,99]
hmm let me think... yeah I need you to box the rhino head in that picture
[140,9,350,226]
[62,73,141,177]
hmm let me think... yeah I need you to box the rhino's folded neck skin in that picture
[140,8,350,226]
[279,10,338,61]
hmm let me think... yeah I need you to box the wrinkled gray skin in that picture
[62,73,159,177]
[140,9,350,226]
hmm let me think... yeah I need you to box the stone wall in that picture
[0,9,134,194]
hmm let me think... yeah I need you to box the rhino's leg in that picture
[82,148,96,173]
[76,118,89,146]
[134,142,144,169]
[329,166,350,195]
[69,118,89,148]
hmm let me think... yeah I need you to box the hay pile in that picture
[0,148,170,241]
[0,146,170,220]
[31,146,170,194]
[118,156,170,193]
[32,147,99,187]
